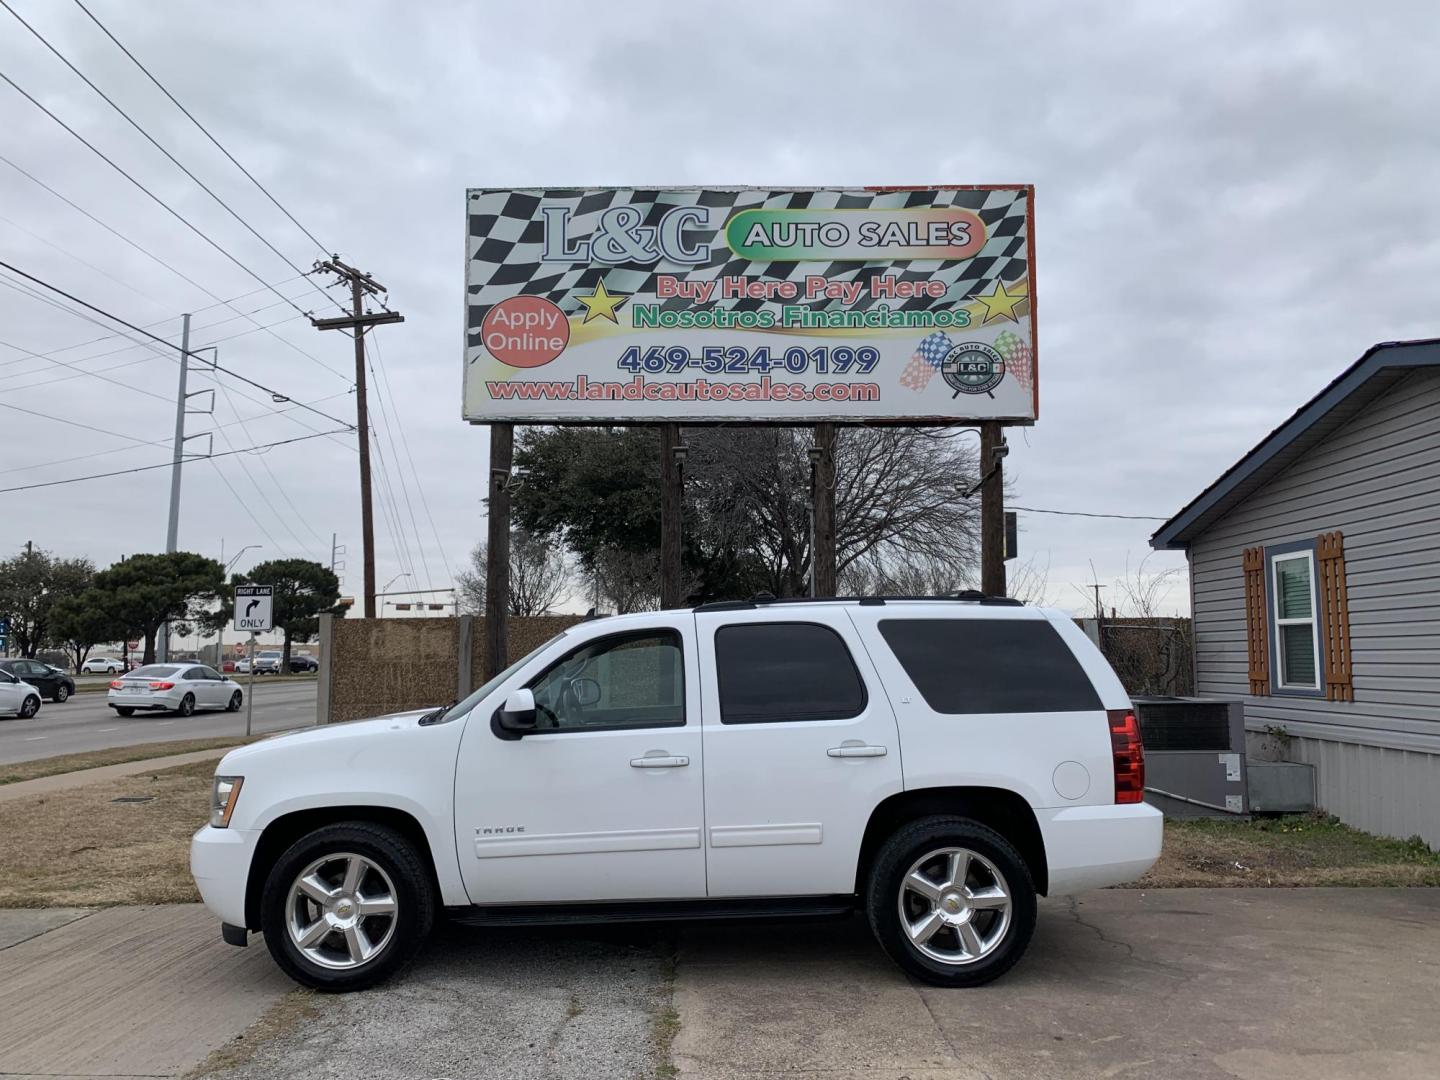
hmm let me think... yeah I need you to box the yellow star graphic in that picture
[576,280,629,324]
[970,280,1026,325]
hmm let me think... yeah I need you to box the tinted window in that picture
[528,630,683,732]
[201,667,223,680]
[878,618,1101,714]
[715,622,866,724]
[131,665,181,679]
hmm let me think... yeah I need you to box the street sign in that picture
[234,584,274,633]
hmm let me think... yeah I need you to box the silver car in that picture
[107,663,243,717]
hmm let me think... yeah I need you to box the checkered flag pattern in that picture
[993,329,1033,394]
[466,188,1030,352]
[899,330,953,391]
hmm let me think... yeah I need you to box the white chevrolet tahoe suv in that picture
[192,596,1161,991]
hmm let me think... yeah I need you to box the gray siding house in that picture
[1152,339,1440,846]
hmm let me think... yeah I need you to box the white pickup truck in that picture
[192,596,1161,990]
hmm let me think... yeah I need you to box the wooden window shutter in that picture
[1242,546,1270,695]
[1317,531,1354,701]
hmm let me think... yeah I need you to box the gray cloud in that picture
[3,0,1437,616]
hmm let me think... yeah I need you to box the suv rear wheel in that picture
[260,821,434,991]
[866,815,1036,988]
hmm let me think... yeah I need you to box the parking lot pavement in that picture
[672,888,1440,1079]
[5,889,1436,1078]
[208,921,674,1080]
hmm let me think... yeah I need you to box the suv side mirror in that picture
[497,688,538,735]
[570,677,601,708]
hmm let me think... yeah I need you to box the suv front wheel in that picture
[260,822,435,991]
[866,815,1036,988]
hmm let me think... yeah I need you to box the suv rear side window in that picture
[878,618,1102,714]
[715,622,866,724]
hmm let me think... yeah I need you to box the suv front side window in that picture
[526,630,684,733]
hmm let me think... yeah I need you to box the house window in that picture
[1270,549,1320,691]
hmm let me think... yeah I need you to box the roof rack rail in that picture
[690,593,1023,611]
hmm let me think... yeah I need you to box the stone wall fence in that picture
[317,613,585,724]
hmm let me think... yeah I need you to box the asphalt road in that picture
[0,678,318,765]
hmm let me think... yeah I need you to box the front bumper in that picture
[1036,802,1164,894]
[191,825,260,928]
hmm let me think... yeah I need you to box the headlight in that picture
[210,775,244,828]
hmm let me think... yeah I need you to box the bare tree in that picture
[1098,553,1194,696]
[687,427,983,597]
[456,529,570,616]
[594,547,663,614]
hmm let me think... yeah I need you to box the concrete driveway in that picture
[2,889,1437,1079]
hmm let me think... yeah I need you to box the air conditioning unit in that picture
[1132,696,1248,818]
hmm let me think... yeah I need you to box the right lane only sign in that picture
[233,584,274,634]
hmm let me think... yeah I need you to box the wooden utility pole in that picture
[311,259,404,619]
[659,423,684,608]
[979,421,1007,596]
[812,423,836,597]
[484,423,513,679]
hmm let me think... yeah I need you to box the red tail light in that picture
[149,681,175,690]
[1108,709,1145,804]
[109,679,123,689]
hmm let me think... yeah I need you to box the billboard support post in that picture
[484,422,513,679]
[812,423,836,597]
[659,423,683,608]
[980,421,1007,596]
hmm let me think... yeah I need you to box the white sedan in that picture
[108,663,244,717]
[82,656,125,674]
[0,669,42,718]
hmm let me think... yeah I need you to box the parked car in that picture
[234,657,251,674]
[252,651,285,675]
[191,596,1160,992]
[108,663,244,717]
[0,668,42,719]
[82,656,125,674]
[289,654,319,673]
[0,658,75,702]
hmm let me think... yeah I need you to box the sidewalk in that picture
[0,904,292,1078]
[0,746,232,804]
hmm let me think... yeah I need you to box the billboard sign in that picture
[464,187,1035,424]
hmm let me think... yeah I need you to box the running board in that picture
[446,895,855,928]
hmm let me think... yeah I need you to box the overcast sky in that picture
[2,0,1436,618]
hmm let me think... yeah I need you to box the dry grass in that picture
[184,991,322,1079]
[1133,813,1440,888]
[0,738,248,786]
[0,759,214,907]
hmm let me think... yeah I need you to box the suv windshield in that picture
[427,630,570,724]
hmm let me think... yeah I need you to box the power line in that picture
[0,0,341,318]
[1011,506,1167,521]
[0,151,345,380]
[0,428,352,494]
[72,0,331,257]
[369,332,454,588]
[0,258,355,430]
[0,285,308,376]
[0,66,316,324]
[0,396,148,443]
[0,390,353,477]
[0,211,169,315]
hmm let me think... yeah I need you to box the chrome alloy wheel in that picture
[897,846,1012,965]
[286,852,399,970]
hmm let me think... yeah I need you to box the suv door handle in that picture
[630,754,690,768]
[827,745,887,758]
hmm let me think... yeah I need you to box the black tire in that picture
[261,821,435,992]
[54,684,69,703]
[866,815,1036,988]
[19,695,40,719]
[226,690,243,712]
[114,706,135,717]
[177,693,196,717]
